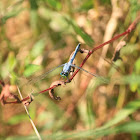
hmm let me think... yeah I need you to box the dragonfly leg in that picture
[66,77,72,83]
[79,48,90,54]
[70,65,75,75]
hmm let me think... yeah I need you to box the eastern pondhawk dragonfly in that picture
[26,43,101,85]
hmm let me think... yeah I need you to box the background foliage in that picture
[0,0,140,139]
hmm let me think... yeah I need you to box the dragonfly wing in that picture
[71,64,99,77]
[70,64,109,83]
[23,64,65,86]
[94,51,122,73]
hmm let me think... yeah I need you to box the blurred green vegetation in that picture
[0,0,140,140]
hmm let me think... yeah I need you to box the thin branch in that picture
[17,86,42,140]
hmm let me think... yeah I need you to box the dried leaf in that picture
[22,94,34,106]
[112,41,126,62]
[0,83,20,105]
[49,80,65,100]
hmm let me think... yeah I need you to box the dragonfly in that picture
[60,43,81,78]
[26,43,101,86]
[60,43,99,78]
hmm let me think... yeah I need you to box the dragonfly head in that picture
[60,71,69,78]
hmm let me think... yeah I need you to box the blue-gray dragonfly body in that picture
[60,43,81,78]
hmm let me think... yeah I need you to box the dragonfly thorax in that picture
[60,63,71,78]
[60,71,69,78]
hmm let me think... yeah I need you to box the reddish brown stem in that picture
[4,85,57,104]
[5,96,29,104]
[92,31,130,52]
[38,85,57,94]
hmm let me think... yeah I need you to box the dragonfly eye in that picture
[64,72,68,77]
[60,71,64,75]
[60,71,68,78]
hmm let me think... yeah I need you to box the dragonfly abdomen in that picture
[70,43,81,64]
